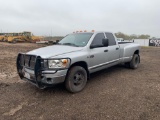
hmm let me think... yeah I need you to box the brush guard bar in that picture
[16,53,44,88]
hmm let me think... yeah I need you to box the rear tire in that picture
[126,54,140,69]
[65,66,87,93]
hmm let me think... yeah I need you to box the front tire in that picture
[65,66,87,93]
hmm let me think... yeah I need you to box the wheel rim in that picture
[73,72,84,86]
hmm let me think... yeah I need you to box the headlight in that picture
[48,59,70,69]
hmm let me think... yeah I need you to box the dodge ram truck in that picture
[16,31,140,93]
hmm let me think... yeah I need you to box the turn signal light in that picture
[74,30,94,33]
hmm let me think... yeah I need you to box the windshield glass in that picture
[58,33,93,47]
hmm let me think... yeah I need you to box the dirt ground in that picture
[0,42,160,120]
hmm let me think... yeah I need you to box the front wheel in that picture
[65,66,87,93]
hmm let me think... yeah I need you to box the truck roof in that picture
[72,31,113,34]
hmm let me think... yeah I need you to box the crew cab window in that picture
[105,33,116,46]
[91,33,105,47]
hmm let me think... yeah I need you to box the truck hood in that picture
[27,45,83,58]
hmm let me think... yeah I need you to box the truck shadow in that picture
[1,64,133,105]
[37,64,129,94]
[90,64,128,79]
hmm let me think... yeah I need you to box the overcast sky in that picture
[0,0,159,37]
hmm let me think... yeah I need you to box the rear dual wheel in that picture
[125,54,140,69]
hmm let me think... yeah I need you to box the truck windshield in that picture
[58,33,93,47]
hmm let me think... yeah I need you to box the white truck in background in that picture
[117,38,124,42]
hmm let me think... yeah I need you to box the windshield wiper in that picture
[62,43,79,47]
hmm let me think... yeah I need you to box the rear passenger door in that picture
[105,33,120,63]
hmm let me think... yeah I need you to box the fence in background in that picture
[133,39,149,46]
[132,39,160,47]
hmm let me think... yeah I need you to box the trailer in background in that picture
[149,39,160,47]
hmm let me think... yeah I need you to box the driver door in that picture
[89,33,109,73]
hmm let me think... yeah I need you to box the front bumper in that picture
[16,53,68,88]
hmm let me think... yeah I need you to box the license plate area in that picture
[24,72,31,79]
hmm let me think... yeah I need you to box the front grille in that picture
[24,55,36,69]
[19,54,46,70]
[30,56,36,68]
[41,59,48,69]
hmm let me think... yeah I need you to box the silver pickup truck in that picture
[16,32,140,93]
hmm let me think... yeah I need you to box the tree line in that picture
[115,32,150,40]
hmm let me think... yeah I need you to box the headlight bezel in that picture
[41,58,71,70]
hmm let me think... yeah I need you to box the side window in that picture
[105,33,116,46]
[91,33,105,46]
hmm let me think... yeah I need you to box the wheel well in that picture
[69,61,90,79]
[134,50,139,55]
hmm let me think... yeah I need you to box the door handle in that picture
[90,55,94,58]
[116,48,119,50]
[104,50,108,52]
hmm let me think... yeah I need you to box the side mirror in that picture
[102,38,109,47]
